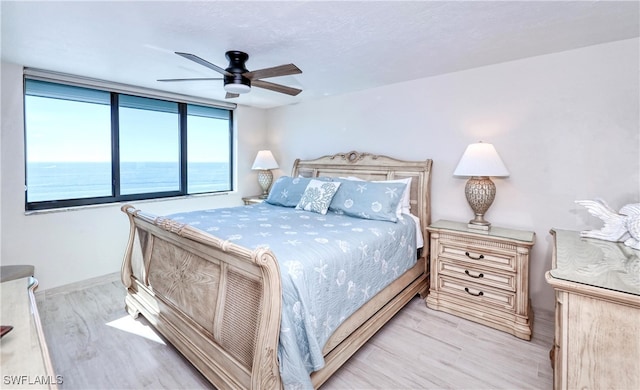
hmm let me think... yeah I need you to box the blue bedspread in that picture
[169,203,417,389]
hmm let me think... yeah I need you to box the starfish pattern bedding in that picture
[169,203,417,389]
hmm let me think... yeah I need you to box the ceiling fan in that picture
[158,51,302,99]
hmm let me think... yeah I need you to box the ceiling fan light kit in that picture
[160,50,302,99]
[224,82,251,94]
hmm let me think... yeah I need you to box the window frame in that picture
[23,74,235,211]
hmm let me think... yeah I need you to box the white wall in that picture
[266,38,640,311]
[0,61,268,290]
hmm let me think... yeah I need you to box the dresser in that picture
[0,277,59,389]
[426,220,535,340]
[546,229,640,390]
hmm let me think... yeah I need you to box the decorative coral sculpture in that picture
[576,199,640,250]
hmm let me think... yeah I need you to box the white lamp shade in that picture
[251,150,279,170]
[453,142,509,177]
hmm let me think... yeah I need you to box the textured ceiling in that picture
[2,1,639,109]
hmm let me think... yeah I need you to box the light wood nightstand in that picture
[242,195,266,205]
[426,220,535,340]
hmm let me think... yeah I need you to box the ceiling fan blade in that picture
[252,79,302,96]
[175,52,231,76]
[244,64,301,80]
[157,78,223,82]
[225,92,240,99]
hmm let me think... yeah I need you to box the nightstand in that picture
[426,220,535,340]
[242,195,265,205]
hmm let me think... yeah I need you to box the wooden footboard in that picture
[120,204,283,389]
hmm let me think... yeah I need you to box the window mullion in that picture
[179,103,188,194]
[228,110,235,192]
[111,93,121,197]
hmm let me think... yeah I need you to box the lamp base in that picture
[468,220,491,231]
[464,176,496,231]
[257,170,273,197]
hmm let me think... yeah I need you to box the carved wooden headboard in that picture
[291,151,433,248]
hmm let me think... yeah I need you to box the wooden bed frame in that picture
[120,151,433,389]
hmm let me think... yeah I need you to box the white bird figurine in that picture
[576,199,640,250]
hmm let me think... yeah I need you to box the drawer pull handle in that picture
[465,270,484,279]
[465,251,484,260]
[464,287,484,297]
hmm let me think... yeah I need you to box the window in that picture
[186,104,232,194]
[24,78,233,211]
[118,95,181,195]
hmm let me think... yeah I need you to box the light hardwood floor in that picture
[36,273,553,389]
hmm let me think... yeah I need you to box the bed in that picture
[120,151,433,389]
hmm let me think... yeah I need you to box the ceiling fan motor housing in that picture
[224,51,251,91]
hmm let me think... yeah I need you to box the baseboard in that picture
[36,272,120,297]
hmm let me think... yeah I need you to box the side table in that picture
[426,220,535,340]
[242,195,265,205]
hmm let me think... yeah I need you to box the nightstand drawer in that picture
[438,259,516,292]
[438,239,516,272]
[438,276,516,312]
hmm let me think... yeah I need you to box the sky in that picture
[25,96,231,163]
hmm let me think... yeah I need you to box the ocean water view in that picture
[27,161,231,202]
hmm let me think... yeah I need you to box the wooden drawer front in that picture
[438,259,516,292]
[438,240,516,272]
[438,276,515,312]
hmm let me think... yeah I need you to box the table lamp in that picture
[453,142,509,230]
[251,150,279,197]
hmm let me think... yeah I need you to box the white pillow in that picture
[407,213,424,249]
[296,180,341,215]
[342,176,412,219]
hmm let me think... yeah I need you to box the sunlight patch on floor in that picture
[106,316,166,345]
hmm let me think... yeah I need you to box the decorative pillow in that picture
[266,176,335,207]
[296,180,341,215]
[265,176,312,207]
[329,180,407,222]
[338,177,412,219]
